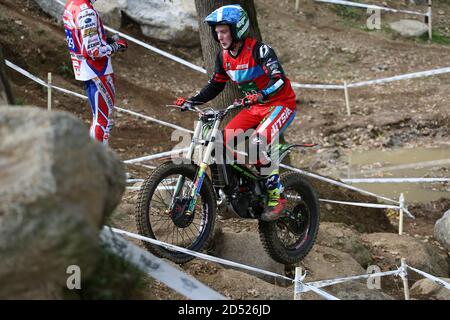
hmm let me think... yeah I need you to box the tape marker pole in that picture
[428,0,433,41]
[47,72,52,111]
[295,0,300,13]
[398,193,405,235]
[294,267,305,300]
[401,258,410,300]
[344,81,350,116]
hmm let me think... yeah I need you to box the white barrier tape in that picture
[114,106,193,134]
[124,147,191,164]
[302,269,402,292]
[407,265,450,291]
[342,178,450,183]
[109,227,294,282]
[315,0,428,16]
[319,198,399,209]
[6,60,49,87]
[51,84,88,100]
[281,164,400,205]
[348,67,450,88]
[301,284,340,300]
[100,227,227,300]
[319,198,415,219]
[138,164,157,170]
[103,26,207,75]
[6,60,193,134]
[126,187,141,191]
[127,179,144,183]
[291,83,345,90]
[293,66,450,91]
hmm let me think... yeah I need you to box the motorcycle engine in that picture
[230,178,264,219]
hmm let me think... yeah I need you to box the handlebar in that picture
[166,101,245,116]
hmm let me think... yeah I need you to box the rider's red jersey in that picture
[221,37,296,109]
[190,37,296,110]
[63,0,113,81]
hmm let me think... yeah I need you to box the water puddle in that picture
[343,147,450,203]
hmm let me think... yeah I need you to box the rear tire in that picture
[259,172,320,265]
[135,162,216,264]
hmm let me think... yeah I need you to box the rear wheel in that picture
[259,172,320,264]
[135,162,216,264]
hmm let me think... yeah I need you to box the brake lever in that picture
[165,104,202,113]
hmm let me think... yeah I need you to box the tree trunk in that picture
[0,45,14,106]
[194,0,291,165]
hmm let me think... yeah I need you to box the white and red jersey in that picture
[63,0,113,81]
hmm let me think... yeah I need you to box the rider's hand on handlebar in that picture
[174,97,194,112]
[239,93,264,108]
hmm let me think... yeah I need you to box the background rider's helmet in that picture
[204,5,250,43]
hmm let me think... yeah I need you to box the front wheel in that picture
[135,162,216,264]
[259,172,320,265]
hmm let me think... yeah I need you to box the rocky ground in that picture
[1,0,449,300]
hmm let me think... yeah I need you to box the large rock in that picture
[212,230,286,285]
[92,0,126,30]
[316,222,372,267]
[434,209,450,252]
[361,233,449,278]
[0,107,126,299]
[389,19,428,38]
[301,245,366,281]
[300,245,394,300]
[328,282,394,300]
[197,268,302,300]
[35,0,199,45]
[124,0,199,46]
[310,178,396,233]
[34,0,65,21]
[411,278,450,300]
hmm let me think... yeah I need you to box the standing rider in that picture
[63,0,128,144]
[175,5,298,221]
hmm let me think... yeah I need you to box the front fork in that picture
[170,119,220,216]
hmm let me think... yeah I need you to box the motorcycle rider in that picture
[175,5,297,221]
[63,0,128,144]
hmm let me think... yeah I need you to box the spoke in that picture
[152,217,171,233]
[161,178,175,199]
[171,224,176,245]
[153,189,170,209]
[151,217,172,224]
[183,227,192,245]
[179,228,186,246]
[150,210,168,218]
[149,208,171,218]
[187,224,198,240]
[190,221,202,233]
[155,218,172,240]
[163,222,173,243]
[151,194,171,210]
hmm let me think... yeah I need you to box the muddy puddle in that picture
[342,147,450,203]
